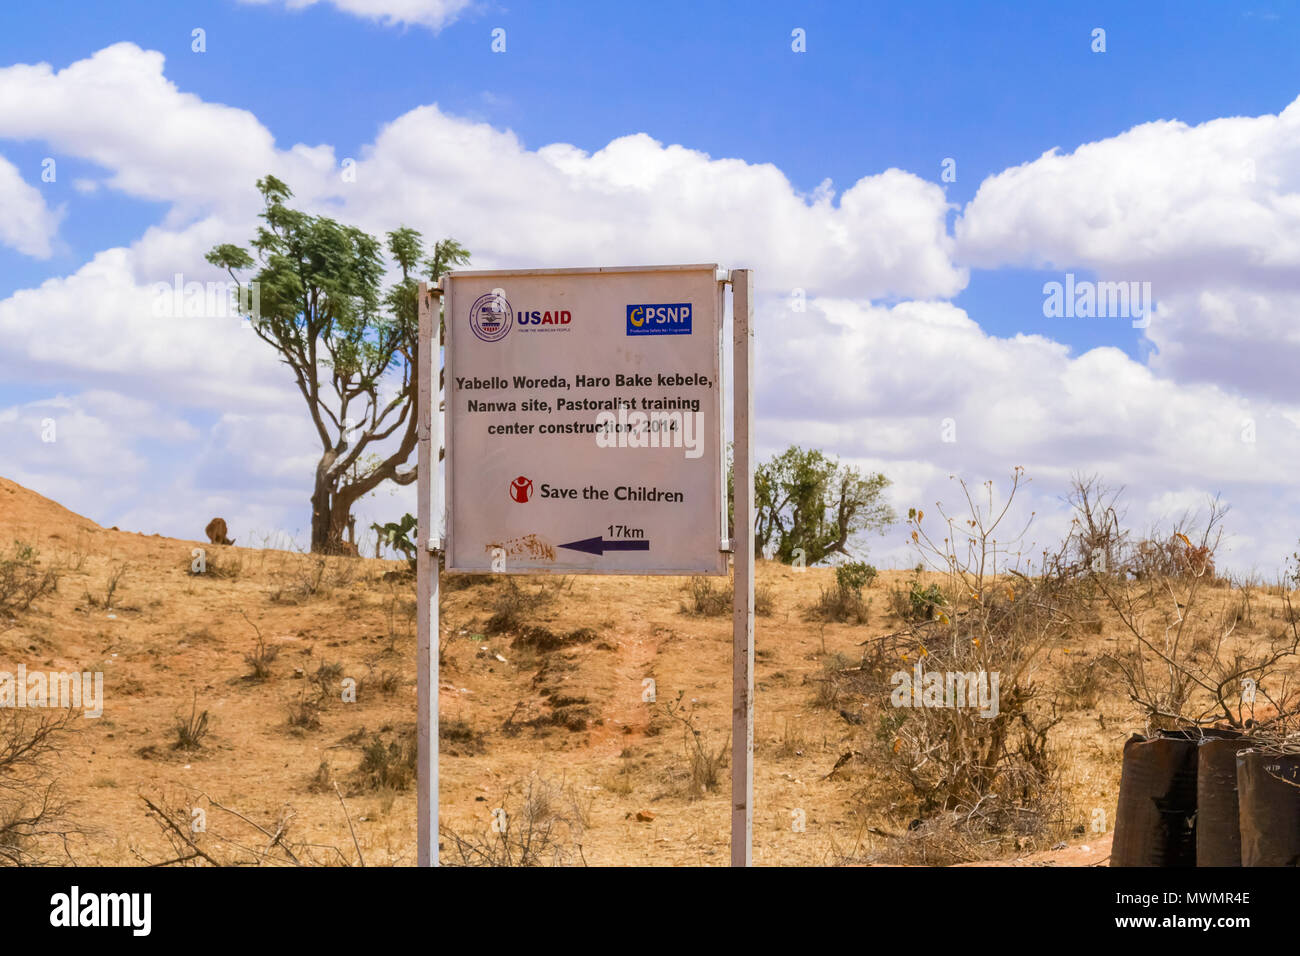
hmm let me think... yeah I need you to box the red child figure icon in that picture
[509,476,533,503]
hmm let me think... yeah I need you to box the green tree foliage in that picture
[751,445,894,564]
[207,176,469,553]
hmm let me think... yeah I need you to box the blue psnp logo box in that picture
[626,302,692,336]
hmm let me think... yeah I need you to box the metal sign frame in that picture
[416,267,754,867]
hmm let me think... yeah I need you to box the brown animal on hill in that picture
[205,517,234,546]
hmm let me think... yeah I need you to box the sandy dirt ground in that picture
[1,476,1288,866]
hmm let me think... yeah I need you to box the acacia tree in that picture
[207,176,469,553]
[747,445,894,563]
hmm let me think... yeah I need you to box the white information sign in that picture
[443,264,726,575]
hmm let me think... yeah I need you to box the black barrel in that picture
[1112,730,1205,867]
[1236,749,1300,867]
[1196,734,1254,867]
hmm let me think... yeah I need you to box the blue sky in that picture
[4,1,1297,348]
[1,0,1298,571]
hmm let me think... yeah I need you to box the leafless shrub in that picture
[657,690,728,798]
[310,660,344,700]
[136,788,361,866]
[1090,495,1300,731]
[240,610,279,681]
[287,691,323,732]
[0,708,79,865]
[440,773,590,867]
[0,541,59,624]
[82,561,128,610]
[866,469,1068,850]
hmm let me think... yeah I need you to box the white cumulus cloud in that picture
[0,153,61,257]
[235,0,473,31]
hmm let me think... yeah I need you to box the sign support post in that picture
[416,282,442,867]
[730,269,755,867]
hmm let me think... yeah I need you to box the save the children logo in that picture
[469,291,513,343]
[509,476,533,502]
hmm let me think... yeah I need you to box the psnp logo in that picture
[627,303,692,336]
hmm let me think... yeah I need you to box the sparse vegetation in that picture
[0,708,78,865]
[96,561,128,610]
[1083,491,1300,731]
[680,575,774,617]
[355,728,417,792]
[485,579,554,634]
[862,471,1069,858]
[240,610,279,681]
[658,690,728,799]
[811,561,876,623]
[287,691,323,732]
[5,469,1300,868]
[173,694,211,751]
[439,774,590,867]
[0,540,58,624]
[441,717,487,756]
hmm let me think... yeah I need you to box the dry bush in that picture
[271,554,356,602]
[813,585,869,623]
[442,572,497,592]
[189,547,243,580]
[809,652,855,709]
[831,810,1044,866]
[287,691,323,732]
[173,694,211,751]
[1055,473,1128,578]
[136,788,363,866]
[440,773,591,867]
[510,625,598,653]
[0,541,59,624]
[657,690,728,798]
[354,728,417,792]
[485,579,554,634]
[0,709,79,865]
[310,660,344,699]
[440,717,487,756]
[1088,494,1300,731]
[1058,654,1106,710]
[240,610,279,681]
[368,667,402,697]
[682,576,730,616]
[680,575,773,617]
[863,469,1069,850]
[83,561,128,610]
[382,581,416,648]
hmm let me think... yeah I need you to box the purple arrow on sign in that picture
[558,536,651,556]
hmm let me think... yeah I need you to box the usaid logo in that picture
[627,303,692,336]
